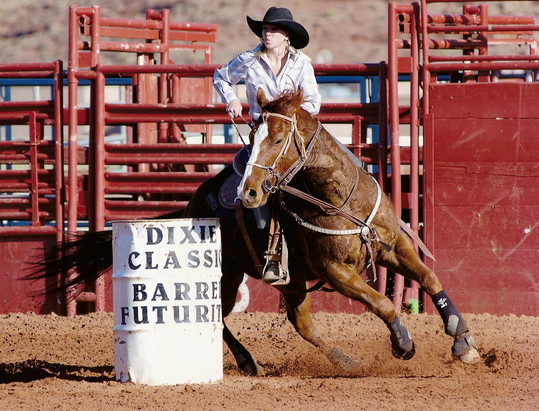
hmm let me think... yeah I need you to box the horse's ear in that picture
[292,88,304,111]
[257,88,270,108]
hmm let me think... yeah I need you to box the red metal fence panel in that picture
[424,82,539,315]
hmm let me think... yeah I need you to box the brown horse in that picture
[236,88,479,366]
[27,89,479,376]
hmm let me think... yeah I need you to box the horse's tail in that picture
[23,209,186,297]
[23,230,113,295]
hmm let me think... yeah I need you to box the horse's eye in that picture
[274,138,283,146]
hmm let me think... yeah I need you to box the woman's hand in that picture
[226,99,242,118]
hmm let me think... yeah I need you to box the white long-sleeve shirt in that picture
[213,44,321,121]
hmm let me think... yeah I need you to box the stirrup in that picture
[262,261,290,285]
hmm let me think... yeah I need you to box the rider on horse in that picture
[213,7,321,285]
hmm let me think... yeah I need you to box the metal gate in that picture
[390,0,539,315]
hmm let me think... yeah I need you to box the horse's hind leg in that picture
[378,230,480,364]
[429,289,479,363]
[278,283,363,371]
[221,267,261,376]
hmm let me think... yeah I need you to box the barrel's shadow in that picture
[0,359,114,384]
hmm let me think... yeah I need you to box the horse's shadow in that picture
[0,359,114,384]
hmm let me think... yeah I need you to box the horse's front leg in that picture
[378,229,480,364]
[278,281,362,372]
[221,266,262,376]
[323,261,416,360]
[223,323,260,376]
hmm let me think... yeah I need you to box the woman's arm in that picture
[298,60,321,115]
[213,53,250,106]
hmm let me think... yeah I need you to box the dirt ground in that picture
[0,311,537,410]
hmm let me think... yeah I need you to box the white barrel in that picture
[112,218,223,385]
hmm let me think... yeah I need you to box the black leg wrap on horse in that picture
[432,290,469,337]
[386,315,415,360]
[432,290,478,358]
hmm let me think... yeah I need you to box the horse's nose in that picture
[244,187,258,203]
[242,186,261,208]
[246,188,257,200]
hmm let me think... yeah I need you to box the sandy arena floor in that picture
[0,311,538,410]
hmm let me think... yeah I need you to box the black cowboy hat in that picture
[246,7,309,49]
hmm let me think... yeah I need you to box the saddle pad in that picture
[218,172,242,209]
[233,145,250,175]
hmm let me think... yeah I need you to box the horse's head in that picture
[239,88,311,208]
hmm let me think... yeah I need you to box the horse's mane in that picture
[263,89,304,114]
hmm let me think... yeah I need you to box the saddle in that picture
[216,144,249,210]
[218,172,242,210]
[209,147,289,285]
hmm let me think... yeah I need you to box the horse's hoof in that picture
[236,353,261,376]
[452,333,480,364]
[240,362,260,376]
[327,347,362,371]
[459,346,480,364]
[387,316,415,360]
[391,340,416,360]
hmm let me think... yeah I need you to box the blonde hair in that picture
[255,37,298,60]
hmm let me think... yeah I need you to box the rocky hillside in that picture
[2,0,537,66]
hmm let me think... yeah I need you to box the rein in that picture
[253,112,379,235]
[276,120,323,189]
[230,116,253,146]
[281,173,382,235]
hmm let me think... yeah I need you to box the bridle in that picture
[246,110,368,221]
[246,111,323,194]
